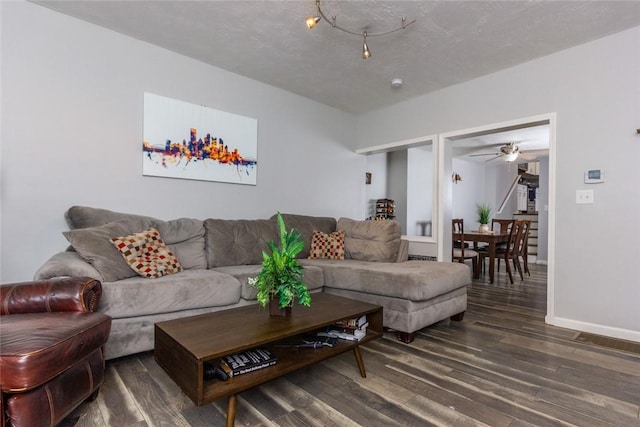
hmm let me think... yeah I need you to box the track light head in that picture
[362,32,371,59]
[306,16,321,29]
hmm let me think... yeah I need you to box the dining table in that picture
[453,230,510,284]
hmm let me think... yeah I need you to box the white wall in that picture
[387,150,408,232]
[0,2,363,282]
[364,153,388,218]
[451,158,487,230]
[537,158,549,262]
[492,162,520,218]
[357,27,640,341]
[407,146,433,236]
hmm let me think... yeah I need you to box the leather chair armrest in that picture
[0,277,102,315]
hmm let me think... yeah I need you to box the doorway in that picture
[437,113,556,322]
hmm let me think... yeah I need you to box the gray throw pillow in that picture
[153,218,207,270]
[63,220,141,282]
[65,205,155,230]
[337,217,401,262]
[204,219,278,267]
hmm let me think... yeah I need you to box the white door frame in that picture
[436,113,557,322]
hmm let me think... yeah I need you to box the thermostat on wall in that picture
[584,169,605,184]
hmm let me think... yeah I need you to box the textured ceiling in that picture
[31,1,640,114]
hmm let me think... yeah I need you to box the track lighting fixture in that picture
[305,0,415,59]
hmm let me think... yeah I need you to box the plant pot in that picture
[479,224,490,234]
[269,298,292,317]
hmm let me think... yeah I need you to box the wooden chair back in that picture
[452,218,479,277]
[491,219,514,234]
[451,218,466,261]
[516,220,530,256]
[506,220,524,256]
[452,218,465,257]
[499,220,525,283]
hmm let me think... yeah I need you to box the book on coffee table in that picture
[219,348,277,377]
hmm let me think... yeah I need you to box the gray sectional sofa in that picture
[35,206,470,360]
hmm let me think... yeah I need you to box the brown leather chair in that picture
[0,277,111,427]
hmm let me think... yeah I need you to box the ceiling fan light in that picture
[503,152,519,162]
[306,16,321,29]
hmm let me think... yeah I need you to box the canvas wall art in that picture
[143,93,257,185]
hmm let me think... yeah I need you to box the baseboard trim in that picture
[535,260,548,265]
[546,316,640,343]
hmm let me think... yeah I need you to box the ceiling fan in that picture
[469,142,546,162]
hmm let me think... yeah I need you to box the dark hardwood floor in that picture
[70,264,640,426]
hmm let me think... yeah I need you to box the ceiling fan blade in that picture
[521,148,549,154]
[484,154,503,162]
[469,152,500,157]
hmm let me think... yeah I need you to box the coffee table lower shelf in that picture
[154,294,383,427]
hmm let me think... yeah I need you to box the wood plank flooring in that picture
[68,264,640,426]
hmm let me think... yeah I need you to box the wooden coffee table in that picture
[154,293,383,426]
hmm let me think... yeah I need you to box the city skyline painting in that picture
[142,93,258,185]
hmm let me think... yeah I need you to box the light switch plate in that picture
[576,189,594,204]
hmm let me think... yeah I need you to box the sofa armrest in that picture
[0,277,102,314]
[396,239,409,263]
[34,251,103,282]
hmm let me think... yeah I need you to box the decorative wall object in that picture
[143,93,257,185]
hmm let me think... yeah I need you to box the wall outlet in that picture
[576,189,594,204]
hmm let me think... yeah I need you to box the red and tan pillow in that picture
[110,228,183,279]
[308,230,345,260]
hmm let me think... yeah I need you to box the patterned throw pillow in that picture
[308,230,345,260]
[110,228,183,279]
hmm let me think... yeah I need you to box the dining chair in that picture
[452,218,479,278]
[481,220,524,284]
[516,220,531,277]
[478,218,514,272]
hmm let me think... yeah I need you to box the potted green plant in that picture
[476,203,491,233]
[248,213,311,316]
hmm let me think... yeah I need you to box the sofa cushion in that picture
[34,251,103,282]
[337,218,401,262]
[308,230,345,260]
[213,264,325,300]
[98,269,242,318]
[154,218,207,270]
[65,206,207,271]
[272,214,337,259]
[300,259,470,301]
[65,205,155,230]
[204,219,277,267]
[110,228,183,279]
[63,220,145,282]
